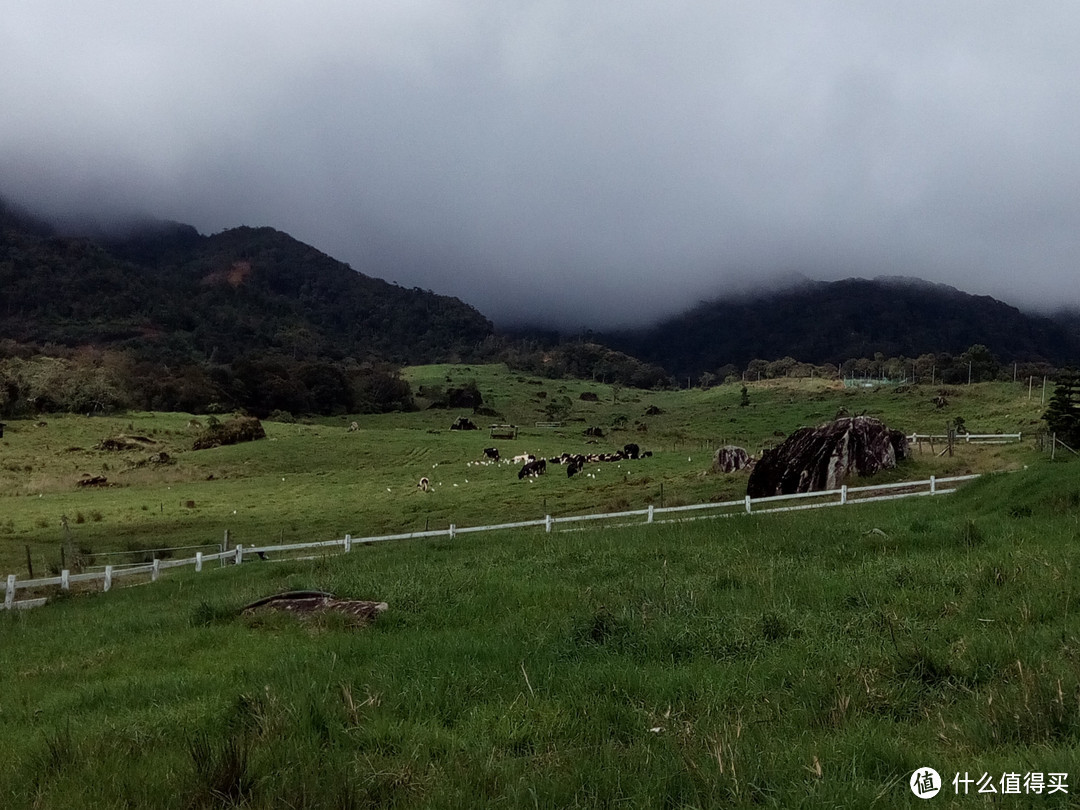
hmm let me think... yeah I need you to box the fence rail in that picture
[3,473,981,609]
[907,432,1022,444]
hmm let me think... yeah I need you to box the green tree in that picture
[1043,371,1080,448]
[544,396,572,422]
[960,344,1001,383]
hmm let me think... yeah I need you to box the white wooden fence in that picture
[2,473,980,610]
[907,432,1022,445]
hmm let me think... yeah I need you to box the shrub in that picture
[193,417,266,450]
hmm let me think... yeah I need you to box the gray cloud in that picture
[3,2,1080,328]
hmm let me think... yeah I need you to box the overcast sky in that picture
[3,2,1079,328]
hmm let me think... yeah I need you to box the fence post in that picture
[103,565,113,592]
[61,569,70,591]
[745,495,752,514]
[344,534,352,553]
[840,485,847,505]
[234,545,244,565]
[930,475,936,495]
[647,504,654,524]
[449,524,456,539]
[4,575,14,610]
[152,558,160,582]
[545,515,552,533]
[195,552,203,573]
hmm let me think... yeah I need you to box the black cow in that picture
[483,447,500,461]
[623,443,640,460]
[518,458,547,479]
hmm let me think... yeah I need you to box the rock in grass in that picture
[747,416,907,497]
[712,445,752,473]
[241,591,388,626]
[97,435,156,451]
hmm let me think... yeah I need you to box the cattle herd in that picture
[417,443,652,491]
[494,442,651,479]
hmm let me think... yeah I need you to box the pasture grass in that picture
[1,456,1078,807]
[0,368,1047,576]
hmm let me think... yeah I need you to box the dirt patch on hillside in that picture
[200,260,253,288]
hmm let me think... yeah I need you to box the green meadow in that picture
[0,366,1046,575]
[1,367,1076,807]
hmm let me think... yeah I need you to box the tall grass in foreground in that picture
[1,461,1077,807]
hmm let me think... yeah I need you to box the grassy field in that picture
[0,367,1048,575]
[1,368,1075,807]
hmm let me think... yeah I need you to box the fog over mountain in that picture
[4,3,1080,329]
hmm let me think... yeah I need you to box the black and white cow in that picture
[518,458,547,479]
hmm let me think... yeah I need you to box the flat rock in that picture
[241,590,388,626]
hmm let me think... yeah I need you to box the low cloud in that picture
[3,2,1079,328]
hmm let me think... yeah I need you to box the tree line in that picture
[693,344,1058,388]
[0,343,412,419]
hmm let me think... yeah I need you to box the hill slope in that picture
[0,201,493,366]
[603,277,1080,377]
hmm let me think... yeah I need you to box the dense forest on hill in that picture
[0,200,672,416]
[0,201,493,416]
[3,196,1080,418]
[602,277,1080,379]
[1,212,493,365]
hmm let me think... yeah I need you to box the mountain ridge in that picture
[0,202,494,367]
[4,195,1079,401]
[599,275,1080,378]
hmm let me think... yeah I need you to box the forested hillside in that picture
[603,277,1080,378]
[0,199,494,416]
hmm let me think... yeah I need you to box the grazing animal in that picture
[348,421,360,432]
[483,447,500,461]
[512,453,535,465]
[418,477,430,492]
[623,443,640,460]
[518,458,547,479]
[567,458,584,477]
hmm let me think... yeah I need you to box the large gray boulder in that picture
[747,416,907,497]
[712,445,752,473]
